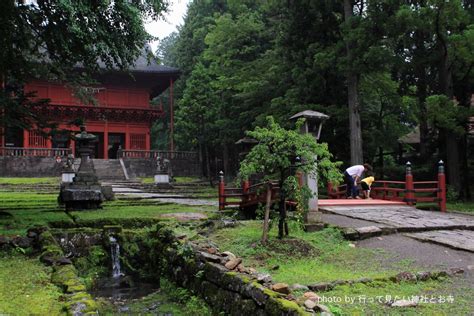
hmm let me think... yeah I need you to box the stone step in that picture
[91,159,126,181]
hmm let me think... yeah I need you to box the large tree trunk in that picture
[205,145,213,186]
[413,30,431,159]
[223,143,229,176]
[438,40,461,194]
[344,0,364,165]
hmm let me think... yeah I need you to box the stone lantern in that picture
[59,126,105,210]
[235,137,258,162]
[290,110,329,231]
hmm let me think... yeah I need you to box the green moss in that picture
[51,265,78,286]
[65,282,87,293]
[65,298,98,314]
[263,287,283,299]
[0,253,65,315]
[265,297,309,315]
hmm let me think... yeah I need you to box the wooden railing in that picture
[327,161,447,212]
[118,150,198,160]
[0,147,72,157]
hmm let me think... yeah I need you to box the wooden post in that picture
[262,181,273,244]
[104,122,109,160]
[327,182,333,198]
[218,171,225,211]
[405,161,414,206]
[242,180,250,203]
[438,160,447,212]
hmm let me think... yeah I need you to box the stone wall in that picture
[133,226,309,316]
[0,156,62,177]
[121,157,201,178]
[0,156,201,178]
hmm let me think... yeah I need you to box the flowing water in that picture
[109,236,122,278]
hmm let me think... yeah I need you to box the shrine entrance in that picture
[108,133,125,159]
[75,132,104,158]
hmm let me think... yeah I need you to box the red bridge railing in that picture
[327,161,447,212]
[219,161,447,212]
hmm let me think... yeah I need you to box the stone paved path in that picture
[320,205,474,230]
[405,230,474,252]
[319,204,474,253]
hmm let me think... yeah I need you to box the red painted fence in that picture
[327,161,447,212]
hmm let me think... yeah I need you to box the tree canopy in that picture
[1,0,169,129]
[158,0,473,199]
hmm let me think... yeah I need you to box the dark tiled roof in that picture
[97,52,180,75]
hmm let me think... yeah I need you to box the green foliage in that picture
[240,116,342,187]
[426,95,472,136]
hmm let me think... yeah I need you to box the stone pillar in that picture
[290,110,329,232]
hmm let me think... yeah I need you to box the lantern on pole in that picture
[290,110,329,231]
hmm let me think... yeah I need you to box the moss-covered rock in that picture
[264,297,309,316]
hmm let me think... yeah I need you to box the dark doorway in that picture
[52,131,70,149]
[108,133,125,159]
[5,127,23,147]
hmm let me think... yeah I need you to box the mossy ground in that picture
[0,191,214,235]
[0,252,65,315]
[207,220,474,315]
[1,177,473,315]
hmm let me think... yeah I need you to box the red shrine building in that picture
[1,56,179,160]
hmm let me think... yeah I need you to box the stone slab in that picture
[405,230,474,253]
[319,205,474,231]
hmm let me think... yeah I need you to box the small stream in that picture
[109,236,123,279]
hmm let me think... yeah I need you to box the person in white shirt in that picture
[344,164,372,199]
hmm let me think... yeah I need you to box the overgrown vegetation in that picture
[98,278,212,315]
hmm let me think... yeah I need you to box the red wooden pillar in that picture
[104,121,109,160]
[125,124,130,150]
[438,160,447,212]
[405,161,414,206]
[218,171,225,211]
[23,130,29,148]
[169,78,174,152]
[242,179,250,203]
[146,131,150,151]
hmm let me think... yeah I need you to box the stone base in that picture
[304,223,325,232]
[154,174,170,184]
[59,185,104,211]
[61,172,75,183]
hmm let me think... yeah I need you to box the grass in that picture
[0,177,59,185]
[0,191,215,235]
[208,221,474,315]
[322,278,473,315]
[0,252,65,315]
[447,201,474,214]
[208,221,419,285]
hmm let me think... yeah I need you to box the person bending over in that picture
[344,164,372,199]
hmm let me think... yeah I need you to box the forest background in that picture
[153,0,474,200]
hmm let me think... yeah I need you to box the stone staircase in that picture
[92,159,127,181]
